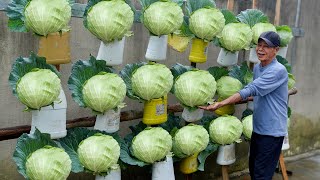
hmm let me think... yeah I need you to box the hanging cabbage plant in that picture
[6,0,73,36]
[216,76,243,100]
[68,56,126,114]
[83,0,134,43]
[140,0,184,36]
[242,115,253,139]
[276,25,294,47]
[252,23,277,45]
[8,52,61,111]
[13,129,71,180]
[228,62,253,86]
[120,62,173,101]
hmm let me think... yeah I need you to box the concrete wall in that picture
[0,0,319,179]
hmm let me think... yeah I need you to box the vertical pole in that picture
[274,0,282,25]
[227,0,234,10]
[222,165,229,180]
[55,65,60,71]
[252,0,258,9]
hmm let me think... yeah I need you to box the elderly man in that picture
[200,31,288,180]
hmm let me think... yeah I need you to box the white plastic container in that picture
[182,108,204,122]
[282,134,290,150]
[145,35,168,61]
[97,38,126,66]
[95,165,121,180]
[247,101,254,111]
[30,89,67,139]
[277,46,288,58]
[216,143,236,165]
[217,48,239,66]
[249,47,259,63]
[152,155,175,180]
[94,108,120,133]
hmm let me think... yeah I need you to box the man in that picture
[200,31,288,180]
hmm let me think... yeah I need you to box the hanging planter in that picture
[182,108,204,122]
[217,48,239,66]
[179,153,199,174]
[277,45,288,58]
[189,38,209,63]
[276,25,293,58]
[94,108,121,133]
[249,47,260,63]
[143,96,168,125]
[95,165,121,180]
[145,35,168,61]
[216,143,236,165]
[152,155,175,180]
[97,38,126,66]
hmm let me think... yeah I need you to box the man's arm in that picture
[199,93,243,111]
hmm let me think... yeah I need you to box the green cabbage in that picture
[172,124,209,158]
[132,63,173,101]
[252,23,277,44]
[17,69,61,109]
[26,146,71,180]
[209,115,243,145]
[189,8,225,41]
[86,0,134,42]
[24,0,71,36]
[242,115,253,139]
[78,133,120,173]
[131,127,172,163]
[276,25,293,47]
[219,23,253,52]
[288,73,296,89]
[143,1,183,35]
[82,73,126,113]
[174,70,216,107]
[216,76,243,99]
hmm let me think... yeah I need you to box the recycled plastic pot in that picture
[38,31,71,65]
[145,35,168,61]
[95,165,121,180]
[30,89,67,139]
[214,98,235,116]
[277,46,288,58]
[217,48,239,66]
[189,38,208,63]
[143,96,167,125]
[249,47,259,63]
[152,155,175,180]
[97,38,126,66]
[94,108,121,133]
[182,108,204,122]
[216,143,236,165]
[179,153,199,174]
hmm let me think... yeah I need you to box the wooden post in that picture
[222,165,229,180]
[252,0,258,9]
[279,153,289,180]
[274,0,282,25]
[227,0,234,10]
[55,65,60,71]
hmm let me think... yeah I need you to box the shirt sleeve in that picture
[239,68,288,100]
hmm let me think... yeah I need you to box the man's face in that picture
[256,40,279,62]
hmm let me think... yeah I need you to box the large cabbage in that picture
[131,127,172,163]
[78,133,120,173]
[242,115,253,139]
[86,0,134,42]
[252,23,277,44]
[288,73,296,89]
[26,146,71,180]
[219,23,253,52]
[173,124,209,158]
[82,73,126,113]
[216,76,243,99]
[277,25,293,47]
[143,1,183,35]
[174,70,216,107]
[24,0,71,36]
[209,115,243,145]
[17,69,61,109]
[189,8,225,41]
[132,63,173,101]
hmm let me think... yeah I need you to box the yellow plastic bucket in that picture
[179,153,199,174]
[38,31,71,65]
[168,34,191,52]
[143,96,167,125]
[214,97,235,116]
[189,38,208,63]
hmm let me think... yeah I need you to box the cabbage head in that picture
[173,124,209,158]
[288,73,296,89]
[82,73,126,113]
[189,8,225,41]
[26,146,71,180]
[24,0,71,36]
[143,1,183,35]
[252,23,277,44]
[220,23,253,52]
[17,69,61,109]
[86,0,134,42]
[242,115,253,139]
[131,127,172,163]
[132,63,173,101]
[209,115,243,145]
[216,76,243,99]
[174,70,216,107]
[277,25,293,47]
[78,133,120,173]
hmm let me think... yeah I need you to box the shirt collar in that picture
[259,58,277,71]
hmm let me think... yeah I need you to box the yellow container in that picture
[38,31,71,65]
[189,38,208,63]
[168,34,190,52]
[214,97,235,116]
[179,153,199,174]
[143,96,167,125]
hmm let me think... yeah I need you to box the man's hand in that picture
[199,102,223,111]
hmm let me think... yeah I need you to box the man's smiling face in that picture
[256,39,279,63]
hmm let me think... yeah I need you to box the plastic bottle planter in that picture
[216,143,236,165]
[247,101,254,111]
[95,165,121,180]
[152,155,175,180]
[143,96,167,125]
[277,46,288,58]
[179,153,199,174]
[94,108,120,133]
[217,48,239,66]
[189,38,208,63]
[145,35,168,61]
[97,38,126,66]
[282,134,290,151]
[182,108,204,122]
[38,31,71,65]
[30,89,67,139]
[249,47,259,63]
